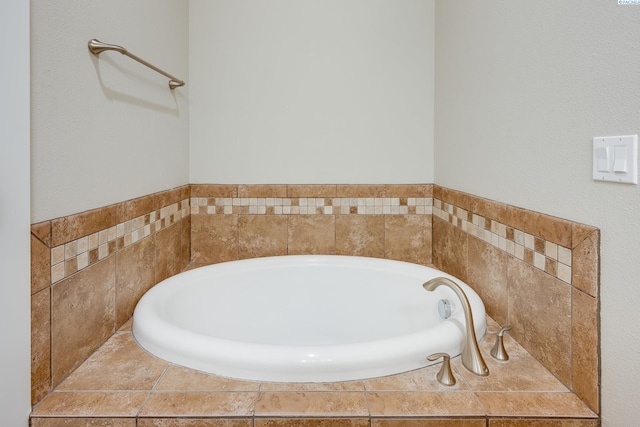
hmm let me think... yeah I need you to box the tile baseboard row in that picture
[433,199,572,285]
[50,200,190,284]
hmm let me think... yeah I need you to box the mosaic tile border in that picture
[50,199,190,284]
[191,197,433,216]
[433,199,572,285]
[49,195,569,284]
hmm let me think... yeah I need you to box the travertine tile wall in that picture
[30,183,599,419]
[432,186,600,414]
[30,186,191,405]
[30,318,599,425]
[30,183,434,407]
[189,184,433,266]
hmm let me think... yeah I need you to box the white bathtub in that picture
[132,255,487,383]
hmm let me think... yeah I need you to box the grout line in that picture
[362,384,372,419]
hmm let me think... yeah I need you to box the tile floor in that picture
[31,318,598,427]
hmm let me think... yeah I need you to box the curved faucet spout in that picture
[423,277,489,376]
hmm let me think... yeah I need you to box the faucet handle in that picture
[427,352,456,386]
[490,325,512,361]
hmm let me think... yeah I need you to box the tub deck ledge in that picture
[30,316,598,427]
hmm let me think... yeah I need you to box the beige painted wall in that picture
[434,1,640,426]
[189,0,435,184]
[30,0,190,223]
[1,1,31,424]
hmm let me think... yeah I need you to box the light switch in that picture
[593,135,638,184]
[613,145,628,172]
[596,146,610,172]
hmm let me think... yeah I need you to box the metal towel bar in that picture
[88,39,185,90]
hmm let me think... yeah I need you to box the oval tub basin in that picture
[132,255,487,383]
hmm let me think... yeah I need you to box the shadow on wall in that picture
[88,47,183,116]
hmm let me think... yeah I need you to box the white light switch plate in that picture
[593,135,638,184]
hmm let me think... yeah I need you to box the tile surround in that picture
[384,214,432,265]
[489,420,598,427]
[31,233,50,294]
[31,321,597,425]
[50,199,190,284]
[467,236,508,325]
[31,419,137,427]
[432,186,600,415]
[256,421,369,427]
[139,392,258,417]
[189,184,435,266]
[507,257,573,386]
[238,215,288,259]
[30,287,51,405]
[30,183,600,425]
[433,199,573,285]
[57,332,167,391]
[432,215,468,282]
[32,391,148,417]
[191,214,240,264]
[366,391,486,417]
[451,327,568,393]
[571,287,600,413]
[51,256,116,386]
[255,391,369,417]
[155,218,187,283]
[30,186,192,404]
[115,236,156,327]
[475,391,595,418]
[287,215,337,255]
[139,421,251,427]
[372,421,486,427]
[335,215,385,258]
